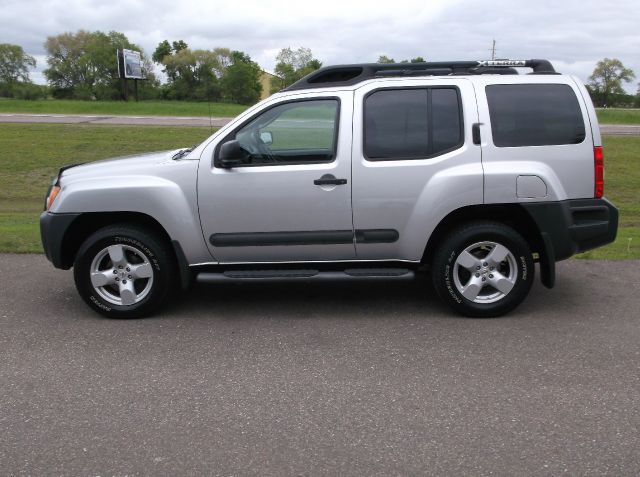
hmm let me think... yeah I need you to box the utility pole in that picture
[489,39,497,60]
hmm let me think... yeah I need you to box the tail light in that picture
[594,146,604,198]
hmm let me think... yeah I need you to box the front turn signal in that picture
[46,185,61,211]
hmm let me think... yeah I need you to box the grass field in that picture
[0,123,637,260]
[0,99,248,117]
[0,123,212,252]
[596,108,640,125]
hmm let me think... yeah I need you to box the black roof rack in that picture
[284,59,557,91]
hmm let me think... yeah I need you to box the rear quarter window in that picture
[486,84,585,147]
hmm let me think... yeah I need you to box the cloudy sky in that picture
[1,0,638,92]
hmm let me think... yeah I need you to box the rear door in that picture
[351,78,483,261]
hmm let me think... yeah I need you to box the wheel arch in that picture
[422,204,544,266]
[60,212,192,290]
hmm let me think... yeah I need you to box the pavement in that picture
[1,254,639,475]
[0,113,638,135]
[0,113,231,128]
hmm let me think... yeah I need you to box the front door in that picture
[197,92,355,263]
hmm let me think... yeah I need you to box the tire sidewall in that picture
[435,224,534,317]
[74,226,172,318]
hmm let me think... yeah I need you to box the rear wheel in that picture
[432,222,534,317]
[73,224,175,318]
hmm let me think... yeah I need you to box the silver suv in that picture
[40,59,618,318]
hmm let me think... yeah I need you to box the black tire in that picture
[73,224,176,318]
[431,221,534,318]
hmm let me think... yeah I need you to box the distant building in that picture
[259,71,281,100]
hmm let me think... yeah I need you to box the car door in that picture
[351,78,483,261]
[197,91,356,263]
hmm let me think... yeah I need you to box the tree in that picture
[588,58,635,107]
[270,47,322,93]
[377,55,425,64]
[152,41,263,104]
[172,40,188,52]
[152,40,172,64]
[0,43,36,85]
[158,46,232,101]
[44,30,155,100]
[221,51,262,104]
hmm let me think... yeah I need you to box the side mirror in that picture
[217,140,244,168]
[260,131,273,146]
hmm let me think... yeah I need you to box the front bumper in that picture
[522,198,619,261]
[40,212,80,269]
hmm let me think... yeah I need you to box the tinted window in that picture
[231,99,338,166]
[486,84,585,147]
[432,88,462,152]
[364,88,462,160]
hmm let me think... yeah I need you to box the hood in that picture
[58,149,183,182]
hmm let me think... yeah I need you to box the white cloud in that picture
[1,0,638,92]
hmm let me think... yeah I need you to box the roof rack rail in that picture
[284,59,557,91]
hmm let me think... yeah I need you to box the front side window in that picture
[229,99,339,166]
[486,84,585,147]
[364,87,463,160]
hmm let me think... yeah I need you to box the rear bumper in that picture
[40,212,80,269]
[522,198,619,261]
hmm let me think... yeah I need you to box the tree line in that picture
[0,31,325,104]
[0,32,638,107]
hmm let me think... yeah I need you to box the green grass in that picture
[596,108,640,125]
[0,124,637,259]
[0,123,213,252]
[0,98,248,117]
[0,212,41,253]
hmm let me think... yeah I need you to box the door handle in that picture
[313,174,347,185]
[472,122,482,145]
[314,175,347,186]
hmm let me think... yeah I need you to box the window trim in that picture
[363,86,465,162]
[485,83,586,148]
[214,97,341,168]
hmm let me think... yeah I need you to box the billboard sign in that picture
[117,49,143,79]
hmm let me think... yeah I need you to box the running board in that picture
[196,268,415,284]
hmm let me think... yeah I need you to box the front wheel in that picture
[432,222,534,317]
[73,224,176,318]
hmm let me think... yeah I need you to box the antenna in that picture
[206,69,213,134]
[207,97,213,134]
[489,39,497,60]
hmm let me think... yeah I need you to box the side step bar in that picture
[196,268,415,284]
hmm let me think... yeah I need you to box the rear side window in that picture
[486,84,585,147]
[364,87,462,160]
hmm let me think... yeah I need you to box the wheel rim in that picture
[452,241,518,304]
[89,244,154,306]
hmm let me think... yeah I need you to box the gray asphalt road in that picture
[1,254,639,476]
[0,113,638,135]
[0,113,231,127]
